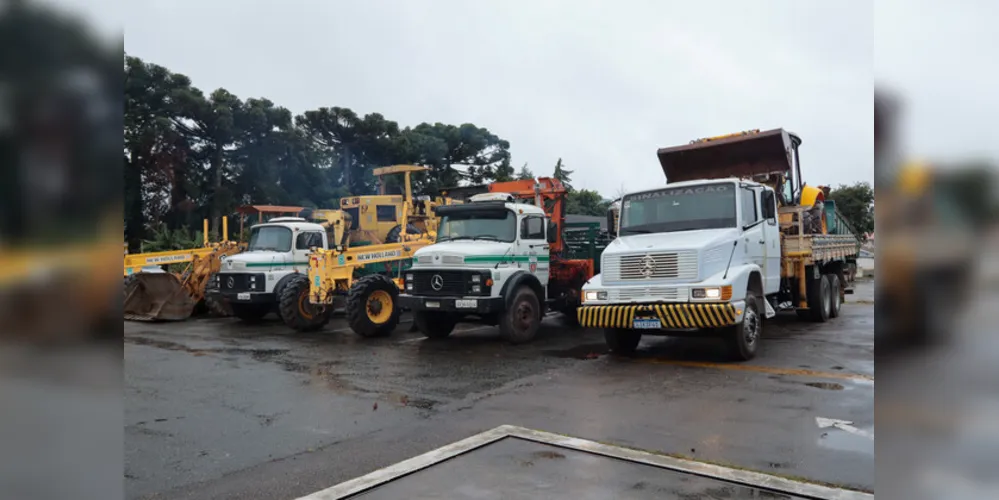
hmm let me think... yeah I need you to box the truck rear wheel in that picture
[828,274,842,318]
[500,286,541,344]
[604,329,641,355]
[231,303,270,323]
[724,291,760,361]
[806,274,832,323]
[414,311,457,339]
[347,274,400,337]
[204,272,232,317]
[279,274,331,332]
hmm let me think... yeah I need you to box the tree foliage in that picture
[566,189,611,216]
[124,55,518,250]
[826,181,874,238]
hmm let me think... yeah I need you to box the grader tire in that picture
[347,274,400,338]
[278,274,331,332]
[385,224,422,244]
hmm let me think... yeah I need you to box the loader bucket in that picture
[123,273,196,321]
[657,128,796,183]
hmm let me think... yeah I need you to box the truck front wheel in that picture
[604,329,641,355]
[414,311,457,339]
[279,274,331,332]
[347,275,401,338]
[724,291,761,361]
[499,286,541,344]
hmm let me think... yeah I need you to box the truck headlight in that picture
[584,291,607,302]
[472,284,481,293]
[471,275,481,283]
[692,286,731,300]
[406,282,413,291]
[406,273,414,282]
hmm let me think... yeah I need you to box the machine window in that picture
[376,205,397,222]
[295,232,323,250]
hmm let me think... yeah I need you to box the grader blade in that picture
[123,273,196,321]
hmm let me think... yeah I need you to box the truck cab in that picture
[399,192,555,344]
[216,217,330,322]
[580,129,858,360]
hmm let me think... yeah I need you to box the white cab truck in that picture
[579,129,859,360]
[398,193,556,344]
[216,217,333,322]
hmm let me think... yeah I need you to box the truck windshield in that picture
[248,226,292,252]
[620,183,737,234]
[438,211,516,242]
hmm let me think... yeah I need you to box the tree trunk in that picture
[210,148,223,238]
[124,156,145,253]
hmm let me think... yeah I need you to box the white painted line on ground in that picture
[397,337,425,344]
[296,424,874,500]
[816,417,874,440]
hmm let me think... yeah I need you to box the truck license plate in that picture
[237,292,251,301]
[633,318,662,329]
[426,301,440,308]
[455,299,477,309]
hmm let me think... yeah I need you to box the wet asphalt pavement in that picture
[125,282,875,500]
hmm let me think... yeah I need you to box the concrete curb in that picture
[296,425,874,500]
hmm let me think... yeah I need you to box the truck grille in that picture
[219,273,266,293]
[609,287,687,302]
[410,270,471,296]
[603,251,698,281]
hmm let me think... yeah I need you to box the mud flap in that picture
[763,297,776,319]
[123,273,196,321]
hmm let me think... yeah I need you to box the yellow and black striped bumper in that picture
[577,303,738,330]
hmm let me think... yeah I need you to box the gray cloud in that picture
[119,0,874,195]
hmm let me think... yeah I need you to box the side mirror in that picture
[547,221,558,243]
[762,191,777,220]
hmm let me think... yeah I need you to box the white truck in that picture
[216,216,336,322]
[579,129,859,360]
[399,179,599,344]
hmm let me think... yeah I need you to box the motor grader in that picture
[339,164,459,244]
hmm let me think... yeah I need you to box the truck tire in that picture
[499,286,541,344]
[604,329,641,355]
[724,291,761,361]
[279,274,331,332]
[385,224,422,243]
[414,311,457,339]
[828,274,842,318]
[806,274,832,323]
[231,303,270,323]
[347,274,400,337]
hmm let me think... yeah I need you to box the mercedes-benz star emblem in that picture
[431,274,444,291]
[640,255,656,278]
[227,277,235,288]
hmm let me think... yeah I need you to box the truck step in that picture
[763,298,777,319]
[844,288,855,295]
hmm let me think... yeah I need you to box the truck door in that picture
[761,188,781,294]
[741,187,769,291]
[294,230,325,272]
[520,215,549,288]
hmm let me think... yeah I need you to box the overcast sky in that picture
[77,0,883,195]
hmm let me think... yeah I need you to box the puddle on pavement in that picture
[541,343,607,360]
[817,429,874,455]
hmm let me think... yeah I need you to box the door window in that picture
[521,216,545,240]
[741,188,759,226]
[295,231,324,250]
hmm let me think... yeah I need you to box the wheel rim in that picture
[743,307,760,347]
[366,290,393,324]
[514,299,535,331]
[297,289,316,320]
[834,282,842,312]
